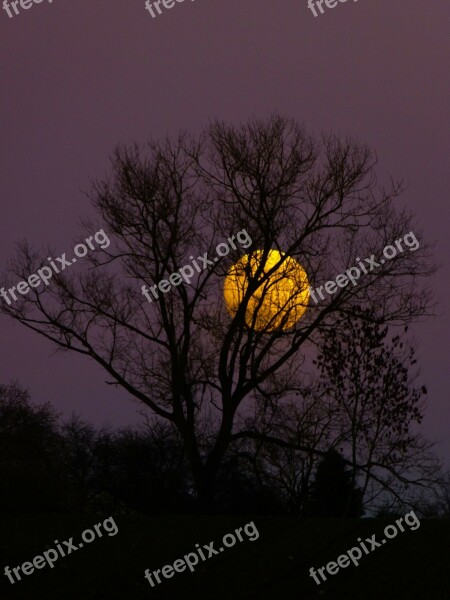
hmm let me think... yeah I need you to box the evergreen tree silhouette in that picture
[307,449,363,517]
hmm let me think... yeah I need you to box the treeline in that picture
[0,382,363,516]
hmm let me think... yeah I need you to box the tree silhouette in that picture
[0,382,64,512]
[313,313,439,509]
[0,115,435,509]
[307,449,363,517]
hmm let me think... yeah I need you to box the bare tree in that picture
[312,315,439,509]
[0,115,436,508]
[234,319,440,513]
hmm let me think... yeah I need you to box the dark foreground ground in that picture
[0,514,448,600]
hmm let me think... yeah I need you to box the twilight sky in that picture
[1,0,449,460]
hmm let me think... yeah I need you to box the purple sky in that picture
[1,0,449,461]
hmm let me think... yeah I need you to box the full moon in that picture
[223,249,310,331]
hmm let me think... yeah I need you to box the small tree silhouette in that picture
[307,449,363,517]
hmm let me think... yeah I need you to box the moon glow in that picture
[223,249,310,331]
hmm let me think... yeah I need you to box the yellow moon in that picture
[223,249,310,331]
